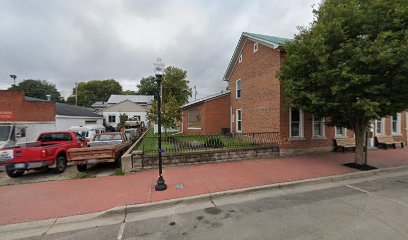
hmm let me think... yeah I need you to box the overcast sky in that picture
[0,0,320,100]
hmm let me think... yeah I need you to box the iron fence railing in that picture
[140,132,281,155]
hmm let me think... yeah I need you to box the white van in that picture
[68,125,106,141]
[0,123,56,149]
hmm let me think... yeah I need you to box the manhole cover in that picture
[175,183,184,190]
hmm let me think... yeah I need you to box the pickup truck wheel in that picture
[6,169,24,178]
[53,156,67,174]
[76,164,87,172]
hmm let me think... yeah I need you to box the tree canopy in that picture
[8,79,62,102]
[66,79,123,107]
[278,0,408,164]
[145,66,192,128]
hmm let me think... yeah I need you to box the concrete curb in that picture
[2,164,408,235]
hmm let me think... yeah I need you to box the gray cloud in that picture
[0,0,320,99]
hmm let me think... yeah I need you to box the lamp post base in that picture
[154,175,167,191]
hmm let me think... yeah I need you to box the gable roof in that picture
[56,103,102,118]
[182,91,230,109]
[107,95,154,105]
[103,100,148,113]
[223,32,291,81]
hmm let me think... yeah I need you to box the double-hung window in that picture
[290,107,303,138]
[335,126,347,137]
[236,109,242,133]
[236,80,241,99]
[391,113,401,135]
[312,117,325,138]
[376,118,385,135]
[253,42,258,52]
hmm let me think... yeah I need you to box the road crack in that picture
[42,217,58,236]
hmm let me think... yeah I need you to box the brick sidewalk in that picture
[0,148,407,226]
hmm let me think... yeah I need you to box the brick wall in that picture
[0,91,55,122]
[182,94,230,135]
[227,38,407,154]
[229,40,282,133]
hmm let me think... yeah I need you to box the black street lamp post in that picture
[154,58,167,191]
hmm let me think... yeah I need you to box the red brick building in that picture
[224,32,406,155]
[181,91,230,135]
[0,91,55,122]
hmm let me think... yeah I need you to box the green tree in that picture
[143,66,192,128]
[278,0,408,165]
[8,79,62,101]
[122,90,138,95]
[66,79,123,107]
[117,113,129,131]
[136,76,157,95]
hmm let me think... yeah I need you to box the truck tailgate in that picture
[67,147,116,162]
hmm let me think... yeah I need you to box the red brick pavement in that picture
[0,148,407,226]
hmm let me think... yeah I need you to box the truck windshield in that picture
[0,126,11,141]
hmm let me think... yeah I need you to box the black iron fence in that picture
[140,132,281,155]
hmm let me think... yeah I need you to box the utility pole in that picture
[75,82,78,106]
[194,85,197,101]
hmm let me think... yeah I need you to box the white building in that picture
[103,100,149,129]
[107,95,154,107]
[55,103,103,131]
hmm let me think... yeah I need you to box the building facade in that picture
[181,91,230,135]
[103,100,149,129]
[224,32,406,155]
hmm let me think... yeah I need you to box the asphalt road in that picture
[13,170,408,240]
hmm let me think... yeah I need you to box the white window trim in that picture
[236,79,241,99]
[375,118,385,135]
[253,42,258,53]
[236,109,242,133]
[289,107,304,139]
[335,126,348,138]
[312,117,326,138]
[238,53,242,63]
[391,113,401,135]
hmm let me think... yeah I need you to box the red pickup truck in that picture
[0,131,87,178]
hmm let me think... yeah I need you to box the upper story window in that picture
[238,53,242,63]
[312,117,325,138]
[236,80,241,99]
[290,107,303,138]
[253,42,258,53]
[108,115,116,123]
[391,113,401,135]
[335,126,347,137]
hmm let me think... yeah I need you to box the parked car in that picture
[0,131,88,178]
[67,132,131,172]
[124,129,137,143]
[68,125,106,142]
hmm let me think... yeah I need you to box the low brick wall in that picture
[130,146,279,172]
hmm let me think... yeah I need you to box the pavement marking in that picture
[117,222,126,240]
[346,184,369,193]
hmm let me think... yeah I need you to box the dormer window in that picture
[238,53,242,63]
[253,42,258,52]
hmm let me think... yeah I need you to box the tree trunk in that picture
[353,122,367,165]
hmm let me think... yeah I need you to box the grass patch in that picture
[73,172,96,179]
